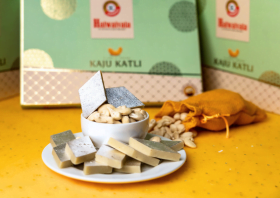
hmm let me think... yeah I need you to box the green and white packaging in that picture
[21,0,202,107]
[198,0,280,114]
[0,0,20,100]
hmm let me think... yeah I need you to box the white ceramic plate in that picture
[42,133,187,183]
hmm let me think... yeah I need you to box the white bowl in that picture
[81,113,149,148]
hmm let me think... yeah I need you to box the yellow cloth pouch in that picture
[155,89,267,138]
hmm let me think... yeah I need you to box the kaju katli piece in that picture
[50,130,75,147]
[52,143,73,168]
[83,159,112,175]
[65,136,97,165]
[95,145,126,169]
[129,137,181,161]
[107,137,159,167]
[144,133,184,151]
[114,157,141,174]
[79,70,107,118]
[105,86,144,108]
[160,140,184,151]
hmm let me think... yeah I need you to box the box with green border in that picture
[21,0,202,107]
[0,0,20,100]
[197,0,280,114]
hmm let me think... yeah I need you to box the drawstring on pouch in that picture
[201,114,230,138]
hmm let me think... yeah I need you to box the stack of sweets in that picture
[50,71,183,175]
[51,130,183,175]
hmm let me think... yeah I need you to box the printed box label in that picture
[216,0,250,42]
[90,0,134,39]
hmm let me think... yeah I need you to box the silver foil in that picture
[106,86,144,108]
[79,71,107,118]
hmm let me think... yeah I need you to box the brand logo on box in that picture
[226,0,239,17]
[90,0,134,39]
[93,19,131,29]
[103,1,121,17]
[216,0,250,42]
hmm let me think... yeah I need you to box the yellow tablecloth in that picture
[0,96,279,198]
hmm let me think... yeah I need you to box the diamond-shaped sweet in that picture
[79,71,107,118]
[105,86,144,108]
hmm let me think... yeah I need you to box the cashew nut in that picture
[122,116,130,124]
[162,116,175,123]
[173,132,180,140]
[148,119,156,132]
[98,104,115,116]
[170,124,177,133]
[149,130,161,136]
[164,132,171,139]
[150,136,161,142]
[132,108,142,113]
[173,113,181,120]
[189,128,198,137]
[113,120,122,124]
[165,127,173,138]
[183,138,196,148]
[129,112,144,121]
[154,125,160,131]
[174,120,182,125]
[177,124,185,133]
[129,118,136,123]
[160,127,167,136]
[115,106,132,116]
[87,111,99,121]
[95,114,114,124]
[180,132,193,140]
[180,113,188,121]
[140,110,147,118]
[156,119,172,128]
[108,107,122,120]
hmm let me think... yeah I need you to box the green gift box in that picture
[21,0,202,107]
[198,0,280,114]
[0,0,20,100]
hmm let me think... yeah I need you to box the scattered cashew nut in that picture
[173,113,181,120]
[150,136,161,142]
[180,132,193,140]
[183,138,196,148]
[160,127,167,137]
[148,119,156,132]
[189,128,198,137]
[165,127,173,139]
[156,119,172,128]
[180,113,188,121]
[177,124,185,133]
[174,120,182,125]
[162,116,175,123]
[150,130,161,136]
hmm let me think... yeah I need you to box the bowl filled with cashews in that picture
[81,104,149,148]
